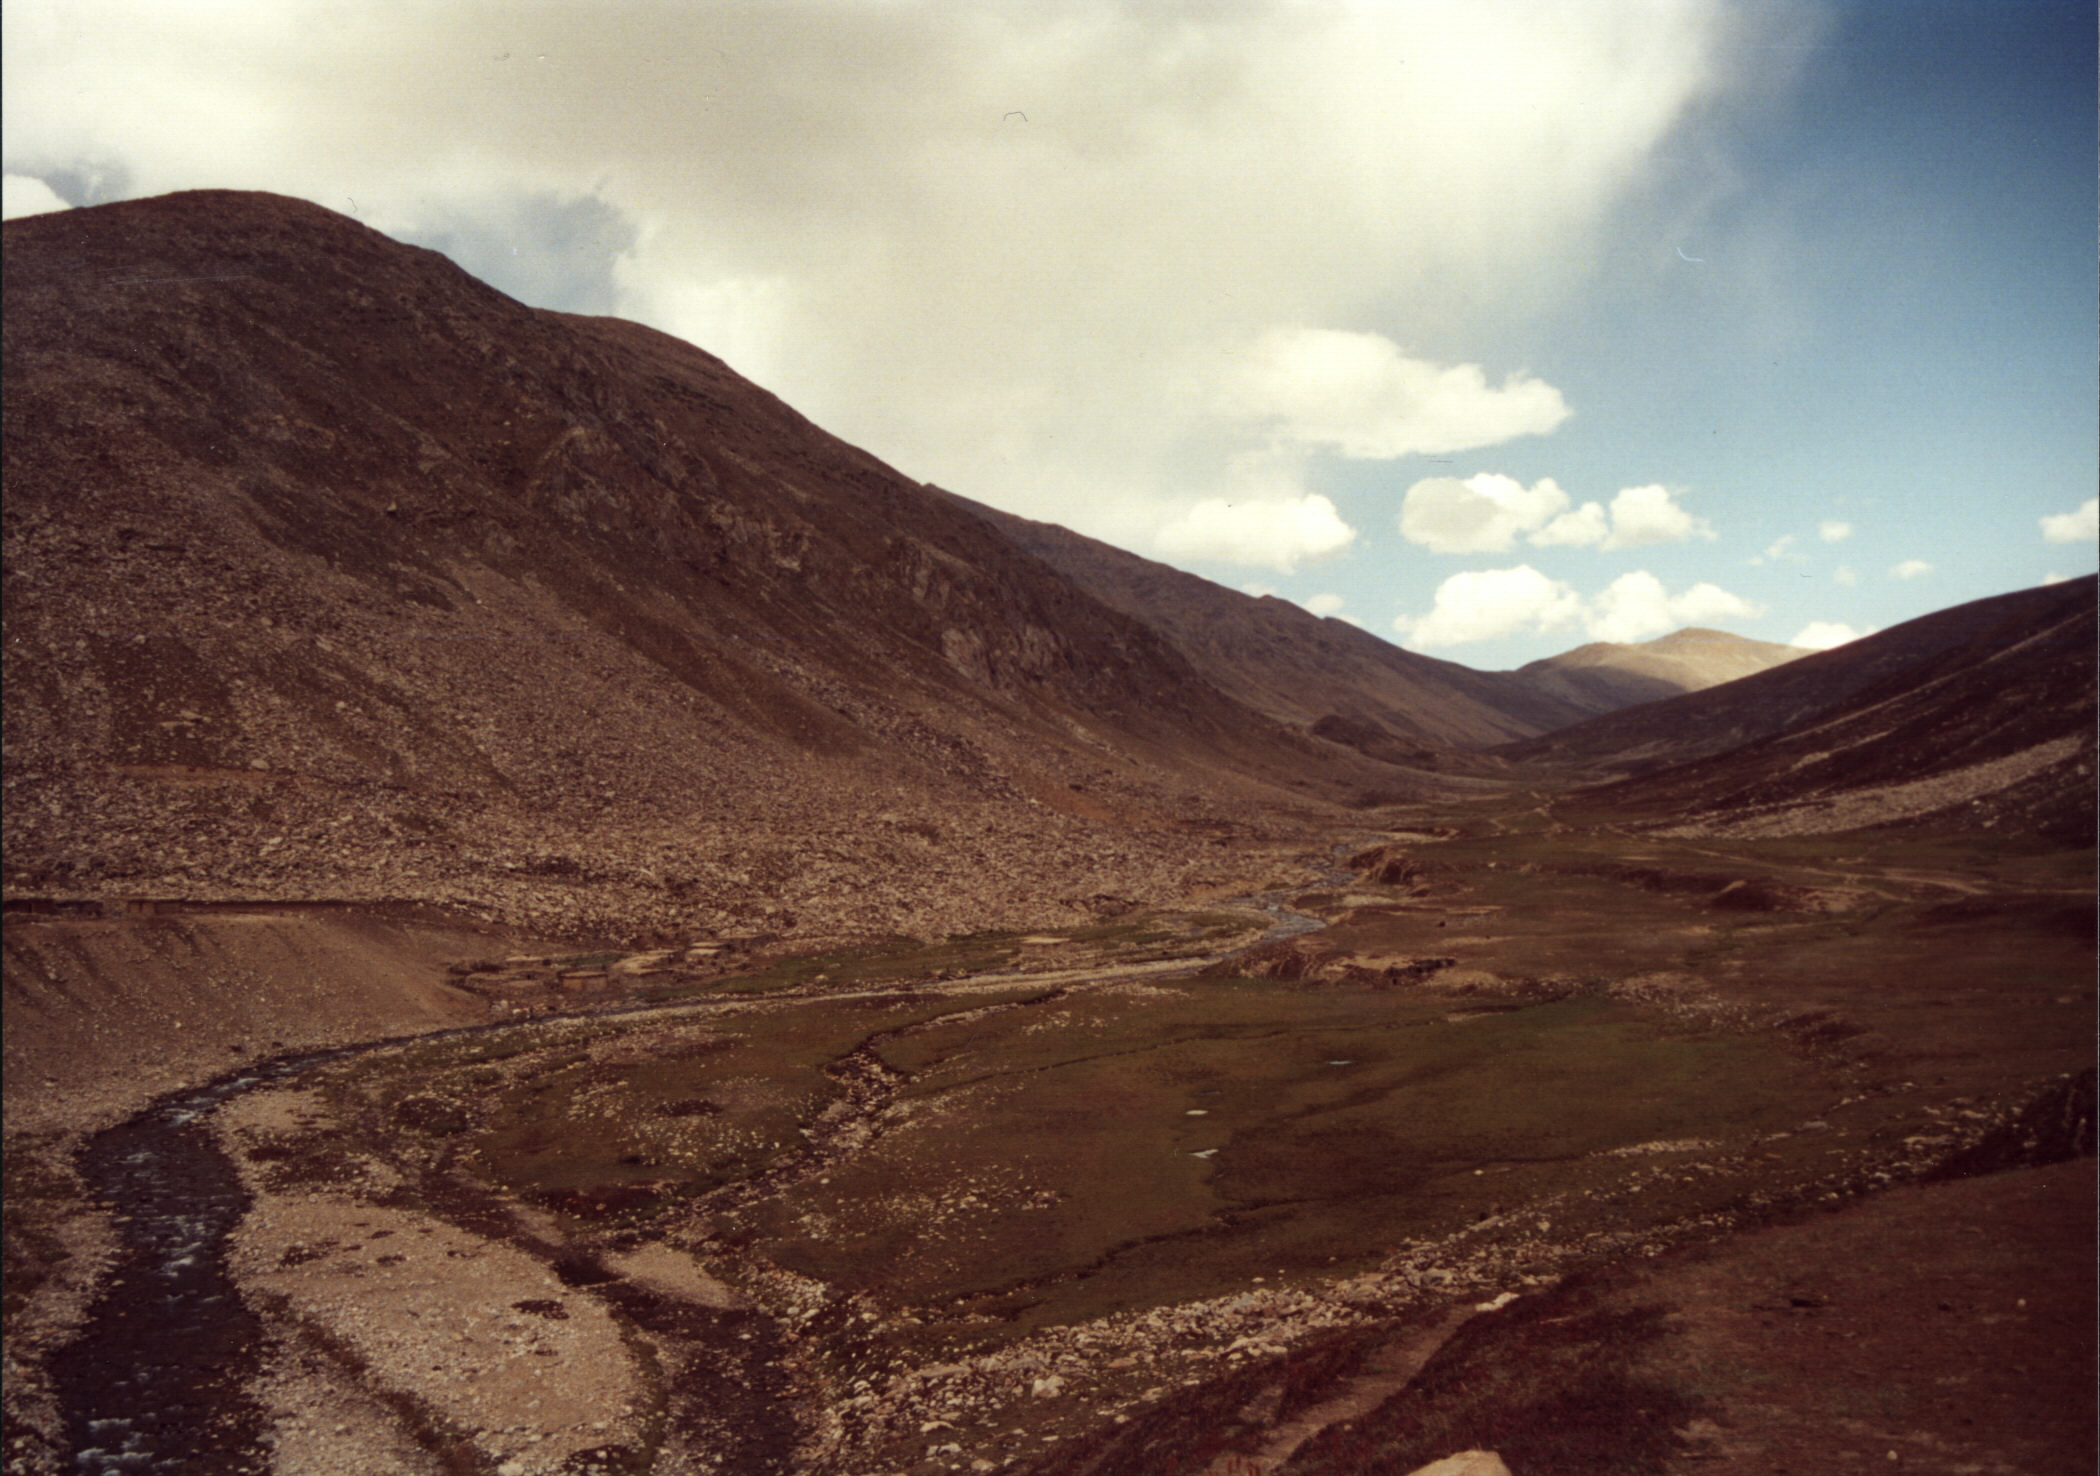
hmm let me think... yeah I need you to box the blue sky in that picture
[6,1,2093,670]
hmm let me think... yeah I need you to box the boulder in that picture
[1404,1452,1512,1476]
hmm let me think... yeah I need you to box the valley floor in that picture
[4,809,2093,1476]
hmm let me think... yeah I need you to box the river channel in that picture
[49,889,1332,1473]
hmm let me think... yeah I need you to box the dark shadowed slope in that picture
[1565,576,2097,842]
[936,491,1593,752]
[1514,628,1810,719]
[1502,579,2099,779]
[1,190,1409,941]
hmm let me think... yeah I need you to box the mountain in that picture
[1,190,1415,942]
[1513,628,1810,718]
[1500,579,2099,779]
[936,493,1595,754]
[1561,576,2097,842]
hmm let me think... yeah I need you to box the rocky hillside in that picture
[1502,579,2097,779]
[939,492,1593,753]
[1566,576,2098,842]
[1,191,1410,943]
[1513,627,1810,718]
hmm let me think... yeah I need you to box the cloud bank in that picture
[1792,621,1870,650]
[2,0,1745,564]
[1394,566,1759,649]
[1155,492,1356,574]
[1223,329,1570,460]
[2,172,69,218]
[2040,498,2098,545]
[1399,476,1713,554]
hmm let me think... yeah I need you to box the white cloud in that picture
[0,0,1746,556]
[2041,572,2070,586]
[1225,328,1569,460]
[1155,494,1356,574]
[1792,621,1872,650]
[1818,519,1853,542]
[1396,566,1759,649]
[1584,570,1759,643]
[1833,565,1858,586]
[2040,497,2098,545]
[1889,559,1933,580]
[1531,500,1612,548]
[1400,475,1713,555]
[1,173,68,218]
[1399,474,1571,554]
[1395,565,1584,648]
[1756,533,1798,564]
[1303,592,1347,617]
[1598,484,1713,550]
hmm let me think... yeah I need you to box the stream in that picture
[51,1052,356,1475]
[48,881,1339,1473]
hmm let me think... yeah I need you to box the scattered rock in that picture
[1404,1453,1511,1476]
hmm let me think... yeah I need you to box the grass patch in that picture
[700,933,1029,995]
[735,984,1826,1349]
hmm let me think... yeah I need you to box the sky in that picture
[6,0,2094,671]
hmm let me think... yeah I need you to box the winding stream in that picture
[49,887,1334,1472]
[53,1054,352,1475]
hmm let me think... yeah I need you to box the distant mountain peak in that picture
[1513,628,1810,718]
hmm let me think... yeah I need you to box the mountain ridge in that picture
[938,490,1595,753]
[1515,627,1811,717]
[1570,575,2097,842]
[2,190,1422,941]
[1500,578,2099,780]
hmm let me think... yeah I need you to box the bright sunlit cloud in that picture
[1,172,68,218]
[1224,328,1570,460]
[1597,484,1715,550]
[2040,498,2098,545]
[1791,620,1872,650]
[1400,476,1712,554]
[1395,565,1584,647]
[1584,570,1761,643]
[1889,559,1933,580]
[1395,566,1759,649]
[1154,493,1356,575]
[1818,520,1853,542]
[1399,474,1573,555]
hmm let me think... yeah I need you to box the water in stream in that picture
[45,877,1344,1471]
[51,1059,330,1475]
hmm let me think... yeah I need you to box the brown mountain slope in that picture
[935,492,1593,753]
[1,190,1407,941]
[1514,627,1810,718]
[1565,575,2097,842]
[1501,578,2099,778]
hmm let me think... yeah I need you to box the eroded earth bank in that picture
[7,816,2092,1476]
